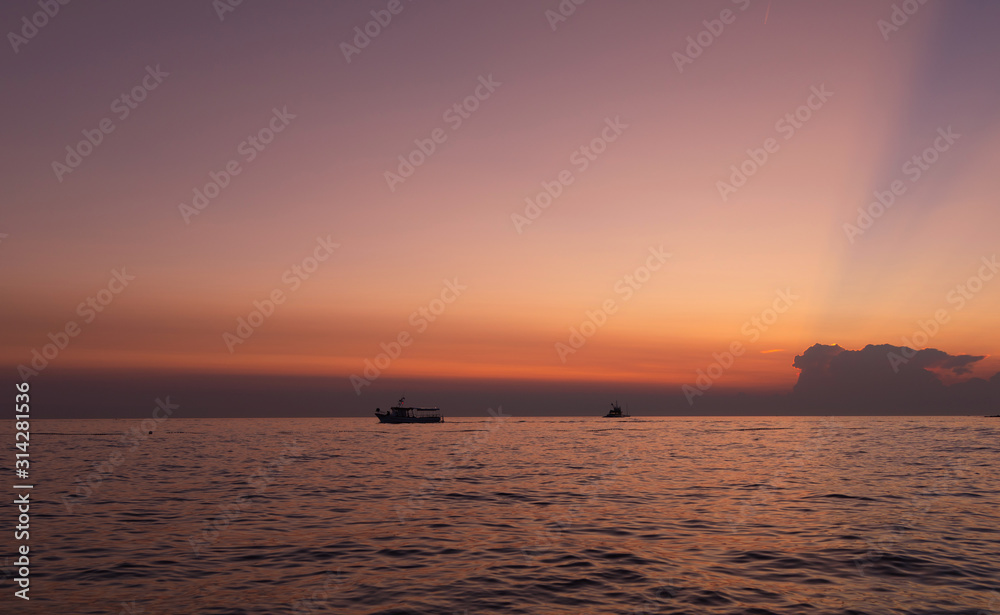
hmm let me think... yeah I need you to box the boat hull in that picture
[376,413,442,424]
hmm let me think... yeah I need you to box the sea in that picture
[5,415,999,614]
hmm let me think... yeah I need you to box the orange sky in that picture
[3,1,999,394]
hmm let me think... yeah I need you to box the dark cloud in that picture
[936,353,986,375]
[792,343,995,412]
[891,346,985,374]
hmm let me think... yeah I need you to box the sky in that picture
[2,0,999,416]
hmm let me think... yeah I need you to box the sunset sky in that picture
[3,0,999,414]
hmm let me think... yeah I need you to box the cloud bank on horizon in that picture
[792,343,998,412]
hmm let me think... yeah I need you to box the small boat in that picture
[604,401,630,418]
[375,397,443,423]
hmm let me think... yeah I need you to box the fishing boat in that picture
[604,401,630,418]
[375,397,443,423]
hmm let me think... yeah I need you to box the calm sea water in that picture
[6,415,999,614]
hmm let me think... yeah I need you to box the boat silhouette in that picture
[375,397,443,423]
[604,401,630,418]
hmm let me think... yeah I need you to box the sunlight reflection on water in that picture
[12,415,1000,614]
